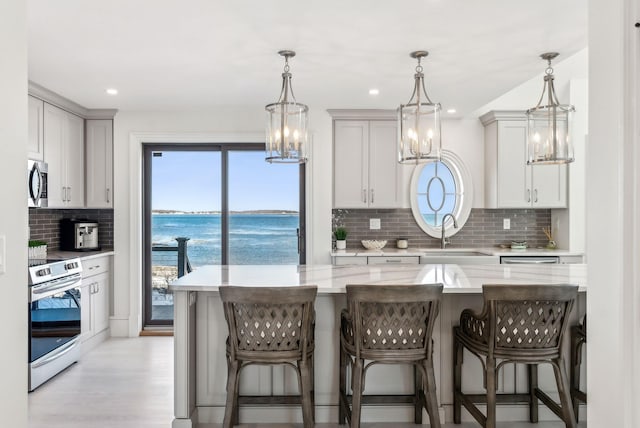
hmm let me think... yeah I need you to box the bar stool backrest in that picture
[345,284,443,356]
[482,284,578,354]
[220,286,317,360]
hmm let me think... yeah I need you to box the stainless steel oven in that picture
[28,159,48,208]
[28,258,83,391]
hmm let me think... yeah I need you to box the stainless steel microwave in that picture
[28,160,48,208]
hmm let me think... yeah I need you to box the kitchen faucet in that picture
[441,213,458,249]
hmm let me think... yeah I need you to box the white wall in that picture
[0,0,28,426]
[587,0,640,425]
[112,107,484,335]
[440,119,486,207]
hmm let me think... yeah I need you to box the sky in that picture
[151,150,300,212]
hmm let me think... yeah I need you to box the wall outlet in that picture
[503,218,511,230]
[370,218,381,230]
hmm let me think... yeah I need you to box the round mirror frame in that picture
[409,150,473,238]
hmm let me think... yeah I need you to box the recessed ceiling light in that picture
[369,88,379,95]
[447,108,457,114]
[105,88,118,95]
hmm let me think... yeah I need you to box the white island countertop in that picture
[170,263,587,294]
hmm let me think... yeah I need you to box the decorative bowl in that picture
[361,240,387,250]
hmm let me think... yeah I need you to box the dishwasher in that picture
[500,256,560,264]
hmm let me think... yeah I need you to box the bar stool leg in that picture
[553,358,577,428]
[350,359,364,428]
[453,332,463,424]
[414,365,422,424]
[424,359,442,428]
[310,353,316,421]
[298,359,314,428]
[339,346,348,424]
[528,364,539,422]
[223,359,240,428]
[486,356,497,428]
[570,329,582,421]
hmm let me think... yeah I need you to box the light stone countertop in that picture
[48,248,115,261]
[169,263,587,294]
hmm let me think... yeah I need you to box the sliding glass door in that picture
[142,144,305,327]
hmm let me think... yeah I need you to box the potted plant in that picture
[334,227,347,250]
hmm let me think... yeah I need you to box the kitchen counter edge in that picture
[48,248,115,261]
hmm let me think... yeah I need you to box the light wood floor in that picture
[28,337,586,428]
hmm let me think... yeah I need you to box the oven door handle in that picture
[31,338,79,369]
[32,276,82,295]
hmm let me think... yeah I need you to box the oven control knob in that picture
[37,268,50,276]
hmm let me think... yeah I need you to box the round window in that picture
[410,150,473,238]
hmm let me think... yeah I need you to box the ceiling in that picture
[28,0,588,116]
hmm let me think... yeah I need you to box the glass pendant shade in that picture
[265,50,309,164]
[398,51,442,164]
[526,53,575,165]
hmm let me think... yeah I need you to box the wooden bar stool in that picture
[453,284,578,428]
[570,315,587,421]
[339,283,443,428]
[219,285,317,428]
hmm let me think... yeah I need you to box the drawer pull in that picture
[385,259,401,263]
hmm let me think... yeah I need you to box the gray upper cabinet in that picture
[44,103,85,208]
[85,120,113,208]
[332,112,408,208]
[28,95,45,161]
[481,111,567,209]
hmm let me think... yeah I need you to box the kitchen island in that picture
[169,263,587,428]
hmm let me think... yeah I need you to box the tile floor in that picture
[28,337,586,428]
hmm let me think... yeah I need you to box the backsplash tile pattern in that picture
[333,208,551,250]
[29,208,114,250]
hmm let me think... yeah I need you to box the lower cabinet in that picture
[81,256,111,348]
[333,255,420,265]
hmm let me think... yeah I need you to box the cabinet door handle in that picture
[106,188,110,203]
[62,186,67,202]
[526,189,531,203]
[363,189,367,203]
[534,189,538,203]
[370,189,375,204]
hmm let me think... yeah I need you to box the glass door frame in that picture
[142,143,306,327]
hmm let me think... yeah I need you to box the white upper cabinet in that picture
[28,96,44,161]
[482,111,567,209]
[85,120,113,208]
[44,103,85,208]
[333,114,408,208]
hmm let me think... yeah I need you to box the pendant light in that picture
[265,50,309,164]
[398,51,442,164]
[526,52,575,164]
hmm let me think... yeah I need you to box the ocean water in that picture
[152,213,299,266]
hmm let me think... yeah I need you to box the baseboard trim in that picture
[197,404,445,424]
[109,317,130,337]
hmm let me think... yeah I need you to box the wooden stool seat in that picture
[339,283,443,428]
[219,285,317,428]
[453,284,578,428]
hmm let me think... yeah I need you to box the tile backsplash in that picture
[333,208,551,250]
[29,208,114,250]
